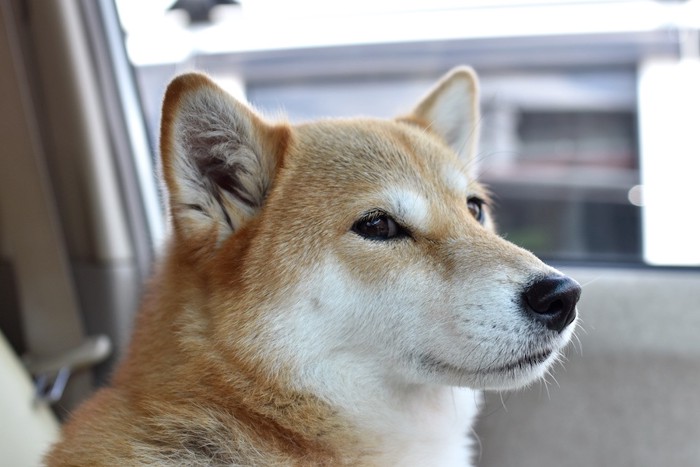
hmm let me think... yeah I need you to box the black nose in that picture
[523,275,581,332]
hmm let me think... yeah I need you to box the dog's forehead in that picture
[291,119,472,192]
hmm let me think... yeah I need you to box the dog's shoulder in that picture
[46,378,364,466]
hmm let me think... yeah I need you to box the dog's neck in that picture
[292,354,482,466]
[359,384,481,466]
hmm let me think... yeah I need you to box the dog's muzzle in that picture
[522,275,581,333]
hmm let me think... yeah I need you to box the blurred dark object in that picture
[169,0,239,24]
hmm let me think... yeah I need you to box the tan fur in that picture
[46,67,577,466]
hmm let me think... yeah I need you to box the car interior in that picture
[1,1,699,465]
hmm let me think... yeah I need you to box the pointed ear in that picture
[160,73,289,245]
[401,66,481,162]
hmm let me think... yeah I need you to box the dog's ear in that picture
[402,66,480,162]
[160,73,288,245]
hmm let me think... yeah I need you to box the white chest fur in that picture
[357,386,482,467]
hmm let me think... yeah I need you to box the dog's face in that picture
[160,68,580,393]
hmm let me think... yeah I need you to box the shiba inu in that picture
[46,66,580,466]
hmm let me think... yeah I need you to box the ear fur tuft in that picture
[160,73,287,245]
[402,66,481,162]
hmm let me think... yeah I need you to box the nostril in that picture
[545,299,563,315]
[523,275,581,332]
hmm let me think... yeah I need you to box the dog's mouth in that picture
[486,348,554,374]
[417,348,555,377]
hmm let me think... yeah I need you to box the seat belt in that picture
[0,330,60,466]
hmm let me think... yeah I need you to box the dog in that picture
[46,66,580,466]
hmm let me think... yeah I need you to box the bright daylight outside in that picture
[115,0,700,267]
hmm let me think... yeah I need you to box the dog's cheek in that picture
[309,253,435,345]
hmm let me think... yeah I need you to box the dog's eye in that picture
[352,212,407,240]
[467,196,485,224]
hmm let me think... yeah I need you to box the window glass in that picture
[245,71,640,263]
[115,0,700,267]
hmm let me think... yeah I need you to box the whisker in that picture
[578,275,603,288]
[574,316,590,336]
[571,329,584,356]
[470,426,483,465]
[543,376,552,400]
[499,391,509,413]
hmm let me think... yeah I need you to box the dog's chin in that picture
[475,349,560,391]
[472,324,578,390]
[416,348,561,391]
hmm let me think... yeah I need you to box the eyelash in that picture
[351,210,409,241]
[467,196,486,224]
[351,196,487,241]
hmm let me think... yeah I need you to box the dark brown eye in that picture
[467,196,485,224]
[352,212,407,240]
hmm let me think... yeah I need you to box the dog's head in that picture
[159,67,580,392]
